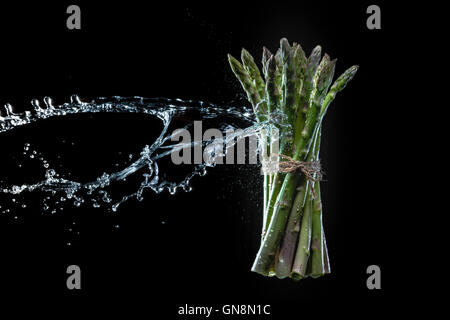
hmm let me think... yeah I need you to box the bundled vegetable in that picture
[228,38,358,280]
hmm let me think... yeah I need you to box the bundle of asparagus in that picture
[228,38,358,280]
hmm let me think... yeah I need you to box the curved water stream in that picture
[0,95,266,213]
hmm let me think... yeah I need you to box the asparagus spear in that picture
[261,55,281,237]
[291,191,313,280]
[227,54,267,122]
[241,48,266,105]
[309,129,325,277]
[310,181,325,277]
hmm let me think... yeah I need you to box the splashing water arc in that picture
[0,95,268,213]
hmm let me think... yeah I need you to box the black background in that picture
[0,0,422,316]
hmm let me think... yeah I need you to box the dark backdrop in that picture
[0,0,419,316]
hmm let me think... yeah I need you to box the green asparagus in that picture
[228,38,358,280]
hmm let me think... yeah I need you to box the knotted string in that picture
[263,154,323,198]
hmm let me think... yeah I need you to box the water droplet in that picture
[70,95,81,104]
[31,99,41,111]
[43,96,54,108]
[4,103,14,116]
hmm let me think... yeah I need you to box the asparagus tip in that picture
[312,45,322,54]
[241,48,253,61]
[227,54,242,70]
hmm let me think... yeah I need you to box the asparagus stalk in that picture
[309,128,326,278]
[310,181,325,277]
[291,191,313,280]
[274,178,308,278]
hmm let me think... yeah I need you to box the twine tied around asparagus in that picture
[277,155,322,181]
[279,155,322,198]
[263,154,323,198]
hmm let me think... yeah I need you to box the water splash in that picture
[0,95,265,213]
